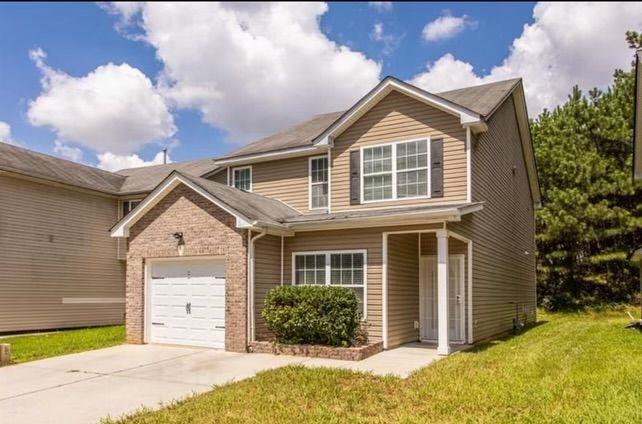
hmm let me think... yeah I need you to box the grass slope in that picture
[106,311,642,423]
[2,325,124,364]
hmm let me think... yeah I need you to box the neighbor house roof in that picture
[116,159,219,195]
[0,143,220,196]
[0,142,126,194]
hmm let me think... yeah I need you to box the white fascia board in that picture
[111,173,257,238]
[214,146,324,167]
[315,78,483,145]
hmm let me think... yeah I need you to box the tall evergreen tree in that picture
[533,32,642,310]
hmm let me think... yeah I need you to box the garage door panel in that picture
[149,258,226,349]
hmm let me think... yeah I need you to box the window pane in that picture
[234,168,251,191]
[296,270,304,285]
[342,269,352,285]
[341,254,352,268]
[364,174,393,201]
[331,269,341,285]
[397,169,427,198]
[353,269,363,284]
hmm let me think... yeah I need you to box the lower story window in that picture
[293,250,367,318]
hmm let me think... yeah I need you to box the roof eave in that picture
[285,203,483,232]
[213,145,326,167]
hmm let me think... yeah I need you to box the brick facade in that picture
[125,183,248,352]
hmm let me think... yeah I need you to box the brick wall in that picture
[125,183,248,352]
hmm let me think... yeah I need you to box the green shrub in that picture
[262,285,361,347]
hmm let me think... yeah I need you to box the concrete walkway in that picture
[0,343,444,424]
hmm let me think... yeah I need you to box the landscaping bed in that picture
[248,340,383,361]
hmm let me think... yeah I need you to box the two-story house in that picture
[108,76,540,355]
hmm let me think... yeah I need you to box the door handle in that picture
[456,295,462,304]
[185,302,191,315]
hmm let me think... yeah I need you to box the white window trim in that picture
[308,155,329,211]
[360,137,431,204]
[291,249,368,320]
[231,165,252,192]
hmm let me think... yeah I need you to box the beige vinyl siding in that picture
[387,233,419,347]
[331,91,468,211]
[279,223,442,344]
[208,168,228,185]
[448,95,537,343]
[252,156,313,213]
[253,234,282,341]
[0,174,125,333]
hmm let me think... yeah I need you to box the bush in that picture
[262,285,361,347]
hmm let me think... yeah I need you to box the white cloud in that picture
[106,2,381,143]
[368,2,392,12]
[411,3,642,116]
[422,12,475,42]
[0,121,17,145]
[53,140,83,162]
[27,48,175,155]
[370,22,403,56]
[96,150,171,171]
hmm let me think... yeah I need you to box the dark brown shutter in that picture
[431,139,444,197]
[349,150,361,204]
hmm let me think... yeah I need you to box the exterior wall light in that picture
[173,232,185,256]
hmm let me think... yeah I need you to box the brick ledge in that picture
[248,341,383,361]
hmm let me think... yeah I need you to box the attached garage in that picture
[147,258,226,349]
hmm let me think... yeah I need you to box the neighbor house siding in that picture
[448,96,537,343]
[0,174,125,333]
[331,91,468,211]
[251,156,312,213]
[253,234,282,341]
[387,233,419,347]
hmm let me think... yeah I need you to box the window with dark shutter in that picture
[431,138,444,197]
[349,150,360,204]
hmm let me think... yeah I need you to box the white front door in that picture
[148,258,226,349]
[419,255,465,343]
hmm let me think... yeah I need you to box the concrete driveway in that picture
[0,343,443,424]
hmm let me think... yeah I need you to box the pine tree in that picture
[533,32,642,310]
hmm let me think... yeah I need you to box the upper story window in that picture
[309,156,328,209]
[122,200,141,217]
[362,139,429,202]
[232,166,252,192]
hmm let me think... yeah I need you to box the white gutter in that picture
[248,228,267,343]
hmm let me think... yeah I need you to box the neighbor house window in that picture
[309,156,328,209]
[293,250,367,317]
[232,166,252,192]
[122,200,141,217]
[362,139,429,202]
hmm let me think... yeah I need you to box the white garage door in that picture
[148,258,225,348]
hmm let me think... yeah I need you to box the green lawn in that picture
[2,325,125,364]
[105,310,642,423]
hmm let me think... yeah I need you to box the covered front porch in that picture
[383,229,472,355]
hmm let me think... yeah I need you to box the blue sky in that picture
[0,2,638,170]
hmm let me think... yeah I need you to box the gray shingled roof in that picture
[173,171,300,225]
[116,159,219,194]
[218,78,522,161]
[436,78,522,118]
[0,142,125,194]
[217,111,343,160]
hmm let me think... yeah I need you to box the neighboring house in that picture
[0,143,219,333]
[108,76,540,355]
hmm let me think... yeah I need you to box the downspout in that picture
[280,235,284,285]
[248,228,267,343]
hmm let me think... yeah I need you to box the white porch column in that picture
[436,229,451,355]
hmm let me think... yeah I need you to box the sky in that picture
[1,2,641,171]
